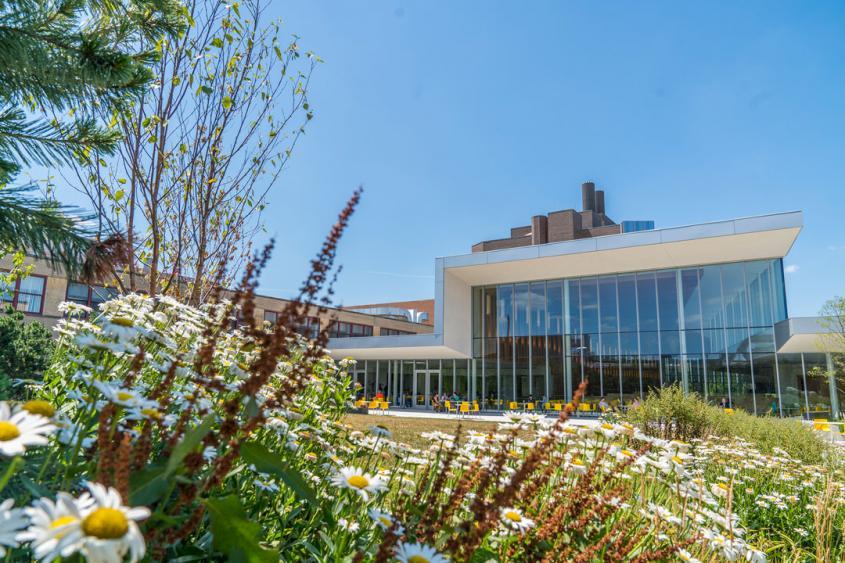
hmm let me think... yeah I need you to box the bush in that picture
[626,385,831,465]
[0,305,54,398]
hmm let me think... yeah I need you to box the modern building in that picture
[329,192,844,419]
[0,256,433,339]
[343,300,435,326]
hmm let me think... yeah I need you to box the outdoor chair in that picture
[459,402,470,417]
[508,401,518,410]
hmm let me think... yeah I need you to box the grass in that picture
[343,413,504,449]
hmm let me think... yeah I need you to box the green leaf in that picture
[240,441,317,506]
[222,96,233,110]
[471,548,500,563]
[166,414,215,474]
[204,495,278,563]
[130,464,170,505]
[211,37,223,48]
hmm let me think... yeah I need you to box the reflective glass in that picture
[746,261,773,327]
[497,285,513,337]
[455,360,469,400]
[566,280,581,335]
[699,266,724,329]
[514,283,529,337]
[776,353,805,418]
[771,260,788,322]
[472,287,482,338]
[599,276,618,333]
[721,263,748,329]
[753,353,779,415]
[580,277,599,335]
[641,356,661,393]
[685,355,705,396]
[618,274,637,332]
[500,337,514,403]
[547,280,564,335]
[656,271,679,331]
[483,287,497,338]
[681,269,702,330]
[636,272,658,331]
[804,353,832,417]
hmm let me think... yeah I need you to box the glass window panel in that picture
[702,329,725,354]
[686,355,705,396]
[472,287,482,338]
[617,274,637,332]
[749,327,775,353]
[483,287,497,338]
[566,279,581,335]
[803,353,832,417]
[656,271,679,331]
[620,332,638,356]
[531,334,546,401]
[728,355,754,412]
[91,286,117,306]
[18,276,45,296]
[580,277,599,335]
[705,353,729,405]
[547,280,564,336]
[514,283,529,337]
[500,337,514,403]
[776,353,805,418]
[598,276,618,333]
[0,277,12,302]
[684,329,703,354]
[529,282,546,338]
[602,356,621,402]
[620,353,641,403]
[753,353,779,415]
[660,330,681,355]
[721,263,749,329]
[639,331,659,355]
[681,269,702,330]
[636,272,658,331]
[641,355,661,394]
[583,357,602,403]
[515,337,530,401]
[67,282,89,303]
[746,261,773,327]
[483,338,498,409]
[455,360,469,400]
[497,285,514,337]
[661,355,683,388]
[548,336,565,400]
[771,260,788,322]
[264,310,278,324]
[601,332,619,356]
[699,266,724,329]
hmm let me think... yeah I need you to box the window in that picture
[264,311,321,339]
[0,275,46,314]
[66,282,118,309]
[381,328,413,336]
[328,321,373,338]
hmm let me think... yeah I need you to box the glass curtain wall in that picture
[471,259,795,413]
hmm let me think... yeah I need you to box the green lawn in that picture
[343,414,503,449]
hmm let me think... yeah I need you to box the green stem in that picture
[0,457,24,495]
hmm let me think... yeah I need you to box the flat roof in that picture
[775,317,844,354]
[442,211,802,285]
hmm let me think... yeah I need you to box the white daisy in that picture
[368,508,404,533]
[56,483,150,563]
[0,499,27,557]
[395,542,448,563]
[500,507,534,533]
[368,424,392,438]
[93,382,154,410]
[338,517,359,532]
[17,492,92,561]
[331,466,387,501]
[0,402,55,457]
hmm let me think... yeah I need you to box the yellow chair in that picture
[368,400,379,409]
[471,401,480,414]
[724,408,734,415]
[554,403,563,412]
[579,402,592,412]
[813,419,830,432]
[354,399,366,408]
[445,400,457,414]
[379,401,389,413]
[459,402,470,416]
[508,401,518,410]
[526,402,535,411]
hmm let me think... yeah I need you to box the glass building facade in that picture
[351,258,843,418]
[471,259,795,414]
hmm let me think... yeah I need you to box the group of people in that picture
[430,392,462,411]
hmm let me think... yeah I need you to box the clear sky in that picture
[54,1,845,316]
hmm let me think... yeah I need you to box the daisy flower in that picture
[368,508,404,533]
[0,499,27,556]
[331,466,387,501]
[500,507,534,533]
[57,483,150,563]
[93,382,154,410]
[17,492,92,561]
[0,402,55,457]
[368,424,392,438]
[395,542,448,563]
[17,400,56,419]
[338,517,359,532]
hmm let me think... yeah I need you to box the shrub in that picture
[0,305,54,398]
[626,385,831,465]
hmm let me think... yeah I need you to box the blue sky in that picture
[255,1,845,316]
[48,1,845,316]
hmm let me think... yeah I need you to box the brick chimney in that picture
[581,182,596,211]
[595,190,605,215]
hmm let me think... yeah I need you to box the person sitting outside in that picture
[431,393,441,412]
[598,396,609,412]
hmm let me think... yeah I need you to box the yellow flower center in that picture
[717,483,728,491]
[141,408,162,420]
[408,556,430,563]
[347,475,370,489]
[116,392,134,402]
[504,510,522,522]
[50,515,78,538]
[601,423,614,430]
[22,400,55,418]
[82,508,129,539]
[378,516,392,527]
[0,421,21,441]
[672,456,684,465]
[572,458,585,466]
[110,317,134,327]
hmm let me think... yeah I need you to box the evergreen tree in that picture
[0,0,183,280]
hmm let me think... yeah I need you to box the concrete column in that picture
[828,353,840,420]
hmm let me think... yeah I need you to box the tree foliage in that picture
[68,0,320,301]
[0,306,55,398]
